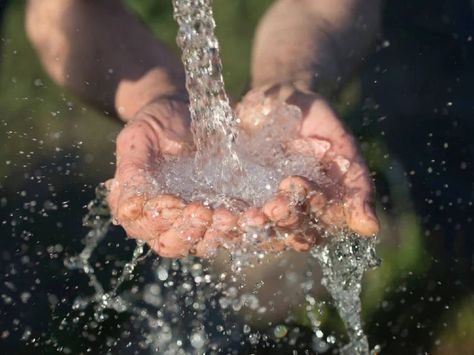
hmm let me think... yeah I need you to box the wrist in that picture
[133,95,190,133]
[120,97,192,159]
[251,67,337,98]
[115,67,188,121]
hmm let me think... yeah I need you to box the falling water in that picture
[172,0,241,180]
[64,0,381,353]
[311,234,381,354]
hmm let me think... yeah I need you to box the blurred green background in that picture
[1,1,473,354]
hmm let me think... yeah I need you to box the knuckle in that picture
[117,196,144,221]
[182,202,213,225]
[239,208,268,230]
[278,176,312,195]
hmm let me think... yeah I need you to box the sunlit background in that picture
[1,1,473,354]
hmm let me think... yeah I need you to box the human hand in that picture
[106,84,379,258]
[104,98,265,258]
[100,97,303,257]
[105,97,202,257]
[235,84,380,250]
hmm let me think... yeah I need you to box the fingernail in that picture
[363,202,376,219]
[309,138,331,160]
[363,202,380,235]
[334,156,350,174]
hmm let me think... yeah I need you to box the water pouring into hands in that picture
[100,0,379,259]
[105,84,379,258]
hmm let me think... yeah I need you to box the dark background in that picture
[1,0,473,354]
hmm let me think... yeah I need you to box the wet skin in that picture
[106,85,380,258]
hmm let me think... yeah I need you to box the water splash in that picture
[65,185,111,296]
[66,207,265,353]
[67,193,380,353]
[65,185,149,322]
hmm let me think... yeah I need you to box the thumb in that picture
[104,178,119,217]
[343,160,379,236]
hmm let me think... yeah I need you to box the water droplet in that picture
[273,325,288,338]
[157,267,169,281]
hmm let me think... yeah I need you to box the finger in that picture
[155,202,213,258]
[299,99,356,184]
[307,190,346,232]
[116,194,145,222]
[300,100,379,235]
[262,194,301,228]
[194,228,236,258]
[193,231,223,258]
[278,176,313,203]
[238,208,268,230]
[211,207,239,233]
[115,194,184,242]
[235,90,269,134]
[319,201,346,230]
[258,236,287,253]
[283,231,316,252]
[300,99,355,158]
[239,208,288,253]
[152,228,189,258]
[143,194,185,234]
[342,160,379,236]
[110,165,150,225]
[194,208,239,257]
[238,207,271,246]
[285,137,331,161]
[121,217,155,241]
[307,190,327,216]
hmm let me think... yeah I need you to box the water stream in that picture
[173,0,242,191]
[65,0,381,353]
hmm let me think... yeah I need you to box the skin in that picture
[194,207,239,258]
[26,0,381,258]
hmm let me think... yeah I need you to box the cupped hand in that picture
[105,97,200,257]
[105,98,265,258]
[235,84,380,250]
